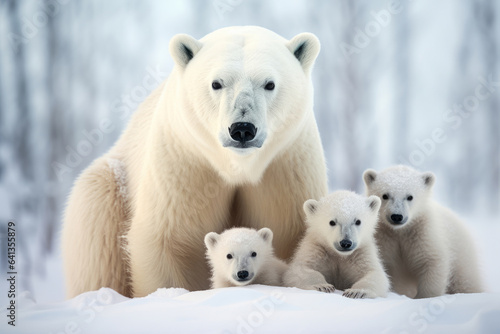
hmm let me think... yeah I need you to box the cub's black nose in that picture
[237,270,249,280]
[229,122,256,143]
[391,214,404,223]
[340,239,353,249]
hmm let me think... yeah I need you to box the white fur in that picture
[62,26,327,298]
[363,165,484,298]
[204,228,287,288]
[284,191,390,299]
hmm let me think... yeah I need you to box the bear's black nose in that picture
[391,214,404,223]
[229,123,257,143]
[237,270,249,280]
[340,239,353,249]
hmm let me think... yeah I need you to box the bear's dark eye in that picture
[355,220,361,226]
[264,81,275,90]
[407,195,413,201]
[251,252,257,257]
[226,254,232,259]
[382,194,389,200]
[329,220,336,226]
[212,81,222,90]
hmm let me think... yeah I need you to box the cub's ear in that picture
[286,33,320,74]
[257,228,273,244]
[303,199,319,217]
[204,232,220,251]
[169,34,203,68]
[367,195,381,212]
[363,169,377,186]
[422,172,436,188]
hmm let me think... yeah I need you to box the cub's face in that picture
[169,27,320,183]
[303,191,381,255]
[363,165,435,229]
[204,228,273,286]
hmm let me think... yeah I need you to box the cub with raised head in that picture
[204,227,288,288]
[363,165,483,298]
[284,191,390,299]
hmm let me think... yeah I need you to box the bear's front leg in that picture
[344,269,390,299]
[413,256,449,299]
[128,215,212,296]
[414,265,449,299]
[284,265,335,293]
[127,174,234,296]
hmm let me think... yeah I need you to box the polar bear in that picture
[62,26,327,297]
[363,165,483,298]
[284,191,390,299]
[204,227,287,288]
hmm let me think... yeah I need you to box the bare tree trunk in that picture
[8,0,33,180]
[312,1,337,191]
[340,0,361,190]
[477,0,499,214]
[44,3,65,255]
[7,0,33,292]
[446,3,475,209]
[394,4,410,158]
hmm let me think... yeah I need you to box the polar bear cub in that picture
[284,191,390,298]
[363,165,483,298]
[204,227,288,288]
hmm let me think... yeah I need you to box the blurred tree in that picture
[394,3,410,159]
[8,0,33,181]
[476,0,499,212]
[45,0,64,255]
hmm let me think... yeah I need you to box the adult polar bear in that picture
[62,26,327,298]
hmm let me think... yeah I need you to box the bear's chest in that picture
[382,235,419,297]
[323,257,359,290]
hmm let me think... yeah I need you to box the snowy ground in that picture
[5,286,500,334]
[2,218,500,333]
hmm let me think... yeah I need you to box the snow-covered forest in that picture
[0,0,499,303]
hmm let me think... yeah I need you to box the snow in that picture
[4,286,500,334]
[107,158,129,201]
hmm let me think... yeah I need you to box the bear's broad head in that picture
[168,26,320,184]
[303,191,381,255]
[204,227,274,286]
[363,165,436,229]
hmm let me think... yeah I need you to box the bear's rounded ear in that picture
[257,228,273,244]
[286,33,320,74]
[303,199,318,217]
[363,169,377,186]
[169,34,203,68]
[204,232,220,251]
[367,195,381,212]
[422,172,436,188]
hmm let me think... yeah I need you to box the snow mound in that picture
[4,285,500,334]
[147,287,189,299]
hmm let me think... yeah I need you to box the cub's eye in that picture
[407,195,413,201]
[355,220,361,226]
[329,220,336,226]
[264,81,275,90]
[382,194,389,200]
[212,81,222,90]
[251,252,257,257]
[226,254,232,259]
